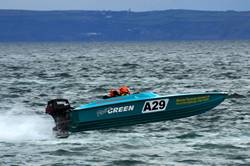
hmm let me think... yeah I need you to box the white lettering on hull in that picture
[107,105,134,114]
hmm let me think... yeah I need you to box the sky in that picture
[0,0,250,11]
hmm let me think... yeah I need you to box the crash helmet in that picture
[119,86,131,96]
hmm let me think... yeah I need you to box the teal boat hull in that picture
[69,92,227,132]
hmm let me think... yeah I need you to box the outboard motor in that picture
[46,99,72,138]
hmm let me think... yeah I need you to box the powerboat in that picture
[45,91,227,138]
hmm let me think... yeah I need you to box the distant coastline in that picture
[0,9,250,42]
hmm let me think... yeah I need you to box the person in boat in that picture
[103,86,131,99]
[119,86,131,96]
[103,89,120,99]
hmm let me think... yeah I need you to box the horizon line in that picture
[0,8,250,13]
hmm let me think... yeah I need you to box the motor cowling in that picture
[46,99,71,117]
[45,99,72,138]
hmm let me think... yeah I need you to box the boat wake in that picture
[0,106,54,142]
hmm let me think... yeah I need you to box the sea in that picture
[0,41,249,165]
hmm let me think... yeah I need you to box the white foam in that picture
[0,114,54,142]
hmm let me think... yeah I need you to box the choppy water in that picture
[0,41,250,165]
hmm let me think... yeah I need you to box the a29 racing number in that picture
[142,99,169,113]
